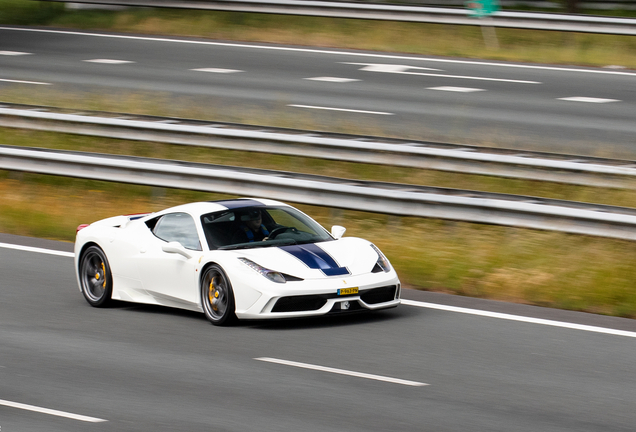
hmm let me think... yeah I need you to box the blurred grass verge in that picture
[1,0,636,68]
[2,169,636,318]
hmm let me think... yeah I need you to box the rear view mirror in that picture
[331,225,346,239]
[162,242,193,259]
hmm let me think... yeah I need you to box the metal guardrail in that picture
[3,144,636,240]
[53,0,636,35]
[2,103,636,189]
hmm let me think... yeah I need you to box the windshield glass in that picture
[200,206,333,250]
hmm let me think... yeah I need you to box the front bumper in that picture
[235,275,401,320]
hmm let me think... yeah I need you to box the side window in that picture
[152,212,201,251]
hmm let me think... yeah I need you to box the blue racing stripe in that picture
[280,243,350,276]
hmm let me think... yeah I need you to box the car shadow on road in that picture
[103,300,420,329]
[243,306,419,330]
[108,301,207,320]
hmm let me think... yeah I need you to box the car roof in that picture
[156,198,289,217]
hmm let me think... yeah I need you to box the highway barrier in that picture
[3,144,636,240]
[2,103,636,189]
[45,0,636,35]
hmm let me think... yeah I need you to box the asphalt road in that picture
[1,233,636,432]
[1,26,636,155]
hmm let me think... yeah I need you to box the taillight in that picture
[76,224,89,233]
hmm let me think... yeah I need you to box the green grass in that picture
[0,0,64,24]
[1,0,636,69]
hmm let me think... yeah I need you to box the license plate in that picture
[337,287,359,296]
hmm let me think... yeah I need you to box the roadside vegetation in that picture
[0,0,635,69]
[2,0,636,318]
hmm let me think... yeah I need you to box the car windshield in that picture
[200,206,333,250]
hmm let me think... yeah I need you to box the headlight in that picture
[370,244,391,273]
[239,258,286,283]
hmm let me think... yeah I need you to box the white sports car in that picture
[75,198,401,325]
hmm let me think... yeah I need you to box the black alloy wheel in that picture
[79,245,113,307]
[201,264,236,326]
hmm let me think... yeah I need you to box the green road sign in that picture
[465,0,500,17]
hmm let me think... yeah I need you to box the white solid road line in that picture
[427,86,486,92]
[255,357,428,386]
[0,399,107,422]
[3,27,636,77]
[558,96,620,103]
[365,69,540,84]
[402,299,636,338]
[191,68,243,73]
[83,59,134,64]
[353,63,442,73]
[288,104,393,115]
[0,50,32,55]
[0,242,74,258]
[348,62,539,84]
[0,78,50,85]
[304,77,360,83]
[2,242,635,338]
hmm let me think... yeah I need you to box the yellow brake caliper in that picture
[209,279,220,311]
[94,262,106,288]
[101,262,106,288]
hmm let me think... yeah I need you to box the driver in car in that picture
[231,209,270,243]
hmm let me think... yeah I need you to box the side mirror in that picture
[331,225,346,239]
[162,241,193,259]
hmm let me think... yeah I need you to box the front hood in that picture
[228,238,378,279]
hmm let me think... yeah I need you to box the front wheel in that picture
[79,245,113,307]
[201,264,237,326]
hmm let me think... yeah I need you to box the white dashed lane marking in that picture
[191,68,243,73]
[0,399,107,422]
[83,59,134,64]
[255,358,428,386]
[304,77,360,83]
[427,86,486,93]
[0,51,31,56]
[558,97,620,103]
[288,104,393,115]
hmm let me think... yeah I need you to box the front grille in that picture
[272,284,398,312]
[360,285,397,304]
[272,295,328,312]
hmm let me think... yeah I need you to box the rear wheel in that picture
[79,245,113,307]
[201,264,236,326]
